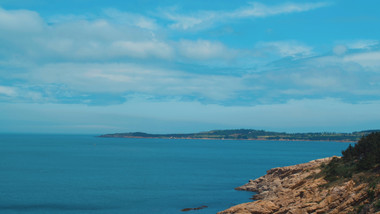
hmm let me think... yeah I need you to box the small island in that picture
[99,129,379,142]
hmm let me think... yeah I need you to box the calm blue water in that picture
[0,135,350,214]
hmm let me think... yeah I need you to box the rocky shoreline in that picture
[218,157,380,214]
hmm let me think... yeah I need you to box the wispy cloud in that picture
[346,40,379,50]
[19,63,248,102]
[332,40,379,55]
[103,9,158,30]
[256,41,314,58]
[162,1,331,30]
[229,2,330,18]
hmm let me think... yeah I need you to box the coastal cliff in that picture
[218,157,380,214]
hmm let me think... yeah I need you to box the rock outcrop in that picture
[219,157,380,214]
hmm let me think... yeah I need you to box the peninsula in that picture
[99,129,379,142]
[219,132,380,213]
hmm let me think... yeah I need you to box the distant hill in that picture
[99,129,380,142]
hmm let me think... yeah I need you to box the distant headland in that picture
[99,129,380,142]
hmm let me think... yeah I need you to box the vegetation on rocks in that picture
[321,132,380,181]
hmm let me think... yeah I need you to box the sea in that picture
[0,134,351,214]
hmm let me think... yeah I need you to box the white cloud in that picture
[163,2,330,30]
[0,86,17,96]
[41,19,165,60]
[249,48,380,101]
[111,40,173,59]
[164,12,216,30]
[332,40,379,56]
[346,40,379,50]
[0,7,242,64]
[257,41,313,58]
[298,76,340,88]
[0,85,49,102]
[333,45,347,55]
[0,7,170,62]
[343,51,380,68]
[1,6,379,108]
[47,14,92,24]
[177,39,236,60]
[24,63,247,100]
[0,7,44,33]
[104,9,158,30]
[230,2,330,18]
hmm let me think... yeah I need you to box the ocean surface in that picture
[0,135,350,214]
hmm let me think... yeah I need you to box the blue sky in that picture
[0,0,380,134]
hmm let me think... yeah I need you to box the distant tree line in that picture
[100,129,380,142]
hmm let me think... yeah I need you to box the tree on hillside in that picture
[323,132,380,182]
[342,132,380,170]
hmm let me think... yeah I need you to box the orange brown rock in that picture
[218,157,380,214]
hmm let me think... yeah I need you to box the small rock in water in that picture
[181,205,208,212]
